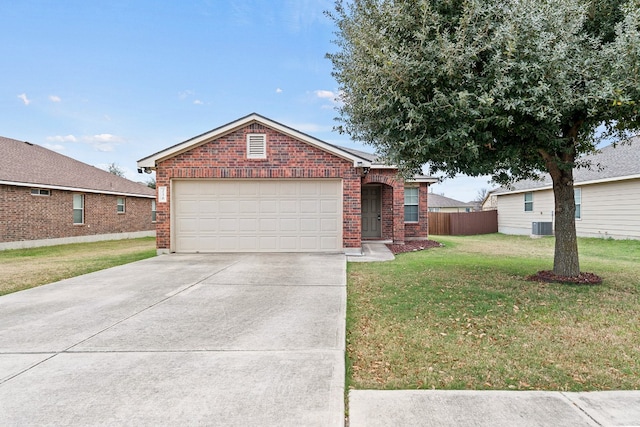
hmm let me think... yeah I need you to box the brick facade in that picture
[152,120,432,252]
[0,185,155,243]
[155,123,362,251]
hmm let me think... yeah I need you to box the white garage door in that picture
[173,180,343,252]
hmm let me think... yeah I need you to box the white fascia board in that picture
[137,113,372,169]
[408,176,439,184]
[0,180,155,198]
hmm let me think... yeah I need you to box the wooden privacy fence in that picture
[428,210,498,236]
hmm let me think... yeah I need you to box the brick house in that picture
[138,113,437,254]
[1,136,156,250]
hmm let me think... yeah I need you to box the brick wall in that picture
[0,185,155,243]
[155,123,362,250]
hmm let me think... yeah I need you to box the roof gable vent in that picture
[247,134,266,159]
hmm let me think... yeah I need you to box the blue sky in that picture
[1,0,492,202]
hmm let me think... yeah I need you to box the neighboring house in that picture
[1,136,156,250]
[428,193,476,213]
[490,137,640,239]
[137,113,437,254]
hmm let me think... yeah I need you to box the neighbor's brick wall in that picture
[0,185,155,243]
[155,122,362,250]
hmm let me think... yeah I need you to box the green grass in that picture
[0,237,157,295]
[347,234,640,391]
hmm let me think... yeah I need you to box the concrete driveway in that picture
[0,253,346,426]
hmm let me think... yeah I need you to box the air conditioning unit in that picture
[532,222,553,236]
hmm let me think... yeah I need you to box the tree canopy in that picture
[328,0,640,276]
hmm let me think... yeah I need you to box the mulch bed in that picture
[526,270,603,285]
[385,240,443,254]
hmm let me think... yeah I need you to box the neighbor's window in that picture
[31,188,50,196]
[151,199,157,222]
[73,194,84,224]
[524,192,533,212]
[574,188,582,219]
[246,133,267,159]
[117,197,125,213]
[404,187,419,222]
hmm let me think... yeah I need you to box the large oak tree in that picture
[328,0,640,276]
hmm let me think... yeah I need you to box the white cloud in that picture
[82,134,125,152]
[46,135,78,143]
[86,133,123,143]
[178,90,195,100]
[43,143,65,151]
[193,99,204,105]
[49,95,61,102]
[314,90,335,100]
[314,89,343,108]
[17,93,31,105]
[276,88,283,94]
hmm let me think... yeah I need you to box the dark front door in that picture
[362,186,381,239]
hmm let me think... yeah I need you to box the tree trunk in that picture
[549,164,580,277]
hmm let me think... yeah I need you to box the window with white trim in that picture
[246,134,266,159]
[117,197,125,213]
[574,188,581,219]
[31,188,51,196]
[151,199,157,222]
[73,194,84,224]
[524,192,533,212]
[404,187,419,222]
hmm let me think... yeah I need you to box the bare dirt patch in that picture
[527,270,603,285]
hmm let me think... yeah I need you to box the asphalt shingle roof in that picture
[428,193,475,208]
[1,136,155,197]
[493,136,640,194]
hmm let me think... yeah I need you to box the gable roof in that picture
[428,193,475,208]
[493,136,640,195]
[0,136,155,198]
[137,113,374,169]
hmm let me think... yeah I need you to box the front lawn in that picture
[0,237,157,296]
[347,234,640,391]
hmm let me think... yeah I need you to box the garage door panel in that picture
[219,218,238,232]
[299,200,318,213]
[321,218,338,232]
[321,200,339,213]
[259,200,278,213]
[300,218,318,232]
[259,218,277,231]
[174,180,342,253]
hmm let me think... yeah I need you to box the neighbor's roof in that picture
[0,136,155,198]
[138,113,375,168]
[428,193,475,208]
[493,136,640,195]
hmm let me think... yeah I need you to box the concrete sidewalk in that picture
[0,253,346,426]
[349,390,640,426]
[347,244,640,427]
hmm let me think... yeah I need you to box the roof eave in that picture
[0,180,155,198]
[137,113,373,169]
[495,173,640,196]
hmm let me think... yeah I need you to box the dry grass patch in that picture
[0,237,156,295]
[347,234,640,391]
